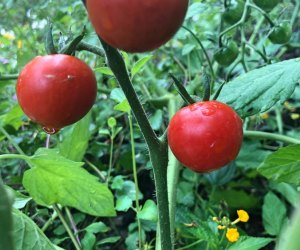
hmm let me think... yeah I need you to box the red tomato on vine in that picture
[168,101,243,173]
[16,54,97,133]
[86,0,189,53]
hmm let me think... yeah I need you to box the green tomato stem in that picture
[65,207,82,247]
[128,112,143,249]
[244,131,300,144]
[182,26,216,80]
[218,0,250,47]
[167,96,181,246]
[53,205,82,250]
[247,3,275,27]
[95,35,172,250]
[170,74,195,105]
[0,74,19,81]
[0,127,25,155]
[76,41,105,57]
[0,154,29,162]
[0,177,14,250]
[176,239,204,250]
[106,133,114,185]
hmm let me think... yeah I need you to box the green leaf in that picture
[97,236,121,245]
[236,141,272,169]
[0,104,24,130]
[12,209,56,250]
[210,189,258,209]
[23,148,116,217]
[257,145,300,185]
[138,200,158,222]
[226,236,274,250]
[114,99,131,113]
[218,58,300,118]
[204,161,236,186]
[110,88,126,103]
[58,113,92,162]
[177,181,195,207]
[82,232,96,250]
[5,186,32,209]
[182,44,196,56]
[271,182,299,207]
[262,192,287,236]
[131,55,152,78]
[121,51,130,69]
[149,110,163,130]
[116,195,132,212]
[277,204,300,250]
[85,222,110,234]
[94,67,114,76]
[107,117,116,128]
[111,176,124,190]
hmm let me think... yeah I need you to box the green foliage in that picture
[219,58,300,118]
[262,192,287,236]
[226,236,274,250]
[1,0,300,249]
[12,209,57,250]
[258,145,300,185]
[23,148,116,216]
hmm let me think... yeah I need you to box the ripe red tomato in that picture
[16,54,97,133]
[86,0,189,53]
[168,101,243,173]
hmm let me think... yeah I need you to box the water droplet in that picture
[42,127,60,135]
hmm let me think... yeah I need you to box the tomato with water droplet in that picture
[86,0,189,53]
[16,54,97,132]
[168,100,243,173]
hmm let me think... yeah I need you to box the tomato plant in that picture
[253,0,279,12]
[16,54,97,132]
[168,101,243,173]
[214,40,239,66]
[269,21,292,44]
[86,0,189,53]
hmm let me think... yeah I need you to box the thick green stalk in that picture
[0,178,14,250]
[98,38,172,250]
[167,97,181,246]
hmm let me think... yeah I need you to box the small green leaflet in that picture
[23,148,116,217]
[12,209,57,250]
[257,144,300,185]
[226,236,273,250]
[218,58,300,118]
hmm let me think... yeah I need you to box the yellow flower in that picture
[217,225,226,230]
[226,228,239,242]
[260,112,269,119]
[291,113,300,120]
[237,210,249,222]
[2,32,15,40]
[17,40,23,49]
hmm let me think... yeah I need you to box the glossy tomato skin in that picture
[16,54,97,130]
[168,101,243,173]
[86,0,189,53]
